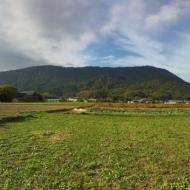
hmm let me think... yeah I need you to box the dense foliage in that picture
[0,65,190,100]
[0,85,17,102]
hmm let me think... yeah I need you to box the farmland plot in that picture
[0,109,190,189]
[0,102,93,116]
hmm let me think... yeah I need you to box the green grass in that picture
[1,109,190,189]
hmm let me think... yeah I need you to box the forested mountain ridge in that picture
[0,65,190,100]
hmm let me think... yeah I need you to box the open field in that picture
[0,102,94,116]
[1,102,190,117]
[1,108,190,189]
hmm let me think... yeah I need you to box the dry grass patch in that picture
[32,130,70,142]
[50,132,68,142]
[95,102,190,109]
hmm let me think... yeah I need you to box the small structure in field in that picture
[72,108,87,113]
[46,98,61,103]
[67,97,78,102]
[87,98,97,102]
[185,101,190,104]
[165,100,183,104]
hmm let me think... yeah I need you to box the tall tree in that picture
[0,85,17,102]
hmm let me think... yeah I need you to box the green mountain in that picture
[0,65,190,100]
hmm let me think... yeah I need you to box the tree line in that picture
[0,85,43,102]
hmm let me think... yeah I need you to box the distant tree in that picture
[62,85,79,98]
[33,92,44,102]
[78,90,96,99]
[160,91,172,101]
[42,92,53,99]
[0,85,17,102]
[95,89,109,99]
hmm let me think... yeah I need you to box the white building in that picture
[165,100,183,104]
[46,98,61,103]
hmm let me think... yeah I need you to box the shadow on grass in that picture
[45,108,72,113]
[0,114,35,127]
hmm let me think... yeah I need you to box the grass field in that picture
[1,106,190,189]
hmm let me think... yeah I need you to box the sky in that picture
[0,0,190,81]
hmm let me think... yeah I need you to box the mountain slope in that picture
[0,65,190,100]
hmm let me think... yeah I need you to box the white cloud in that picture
[145,0,190,31]
[100,0,190,81]
[0,0,109,67]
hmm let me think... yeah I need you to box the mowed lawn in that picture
[1,110,190,189]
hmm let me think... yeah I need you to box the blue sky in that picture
[0,0,190,81]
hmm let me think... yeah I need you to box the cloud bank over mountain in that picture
[0,0,190,81]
